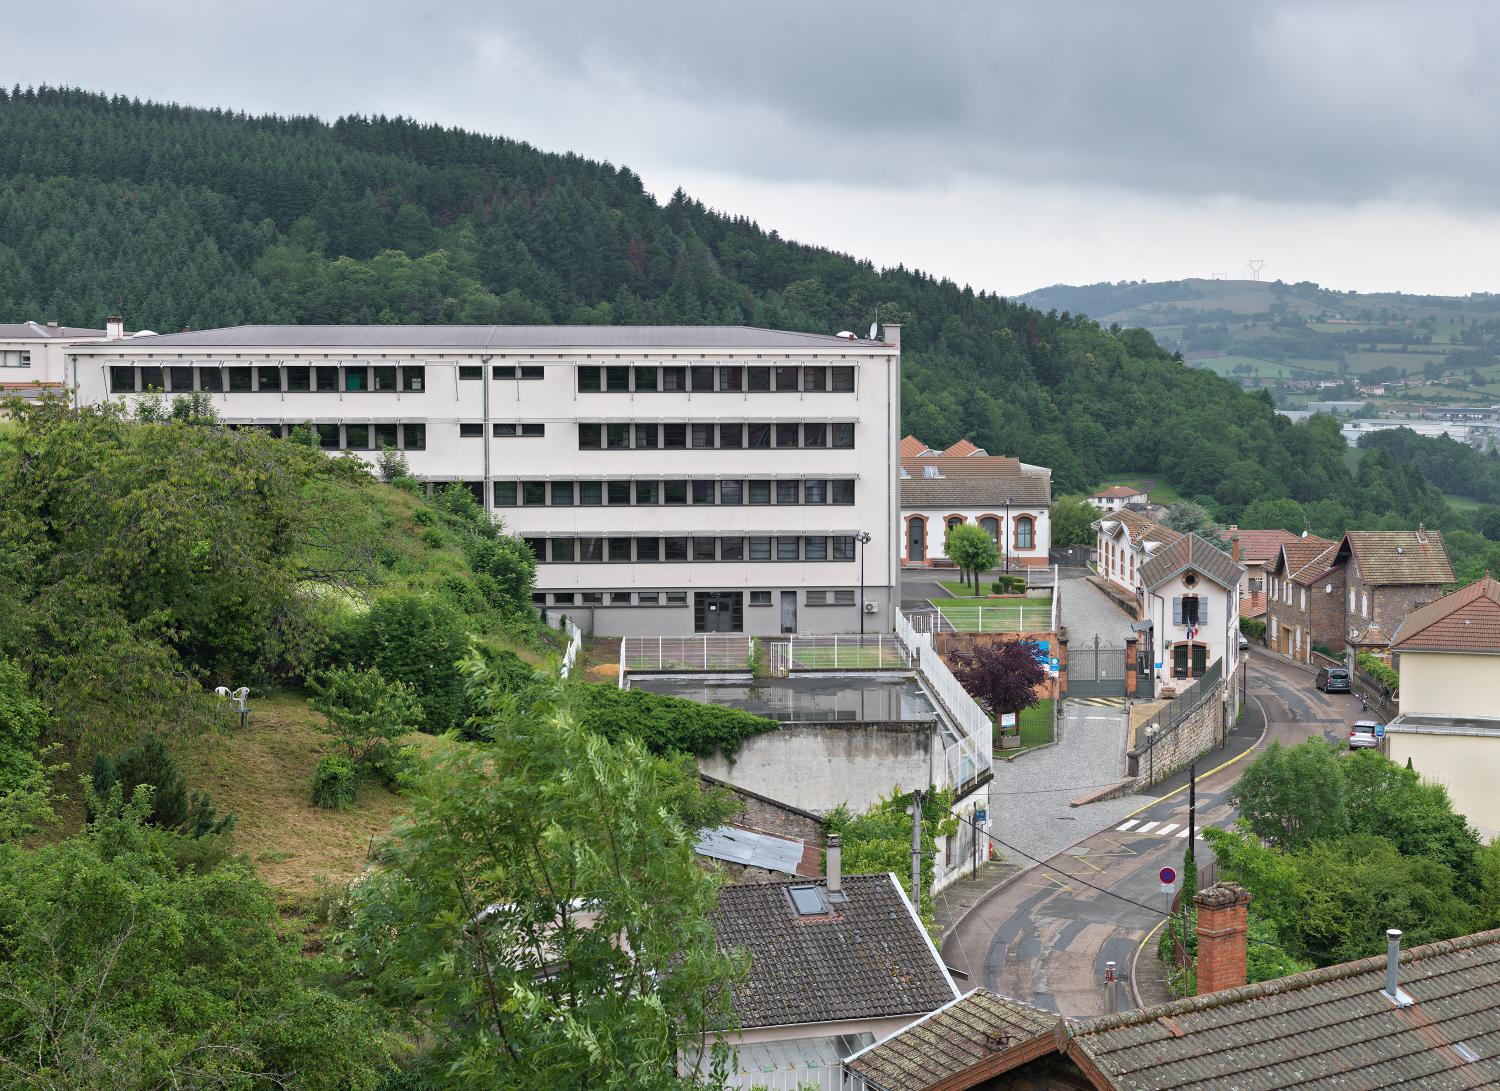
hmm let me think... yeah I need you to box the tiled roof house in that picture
[900,436,1052,570]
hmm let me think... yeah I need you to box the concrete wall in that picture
[1386,730,1500,840]
[1398,651,1500,718]
[697,720,941,815]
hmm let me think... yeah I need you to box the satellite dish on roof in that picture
[835,331,857,340]
[869,322,878,339]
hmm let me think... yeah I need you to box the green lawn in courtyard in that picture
[928,594,1053,632]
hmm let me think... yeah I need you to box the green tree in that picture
[341,592,471,733]
[949,639,1048,723]
[0,794,390,1088]
[945,522,999,594]
[308,665,425,767]
[343,661,741,1089]
[1050,496,1097,549]
[1162,501,1211,535]
[1229,741,1346,852]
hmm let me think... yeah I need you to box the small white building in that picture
[1087,484,1149,512]
[0,319,116,399]
[1138,533,1244,696]
[898,436,1051,570]
[1093,508,1183,603]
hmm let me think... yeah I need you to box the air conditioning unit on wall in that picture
[863,601,879,614]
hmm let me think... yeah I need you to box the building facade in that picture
[1264,534,1340,663]
[69,323,903,637]
[897,436,1051,570]
[1138,534,1244,696]
[1093,508,1182,603]
[1087,484,1149,511]
[0,319,116,400]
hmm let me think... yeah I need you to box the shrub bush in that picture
[1239,616,1266,643]
[570,684,776,758]
[339,592,471,732]
[990,574,1027,594]
[87,731,234,835]
[312,754,360,810]
[1357,651,1400,695]
[367,743,422,792]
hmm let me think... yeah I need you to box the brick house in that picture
[1335,526,1454,663]
[1262,534,1339,663]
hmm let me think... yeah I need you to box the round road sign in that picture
[1158,865,1178,885]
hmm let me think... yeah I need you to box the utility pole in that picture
[910,788,924,910]
[1187,760,1197,849]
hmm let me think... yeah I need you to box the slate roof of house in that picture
[0,321,105,340]
[1341,529,1455,586]
[1094,508,1183,548]
[1391,575,1500,651]
[1138,533,1245,592]
[900,434,932,459]
[68,324,892,351]
[711,873,957,1030]
[916,927,1500,1090]
[1274,534,1339,584]
[899,456,1051,508]
[1227,528,1302,567]
[844,989,1056,1091]
[1091,485,1147,499]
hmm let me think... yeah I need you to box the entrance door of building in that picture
[780,591,798,634]
[1171,642,1208,679]
[908,517,926,562]
[695,592,743,633]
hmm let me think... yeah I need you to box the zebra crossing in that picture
[1070,695,1128,708]
[1114,816,1211,839]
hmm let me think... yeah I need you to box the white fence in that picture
[544,612,584,679]
[787,634,909,671]
[618,635,754,683]
[894,612,991,789]
[908,600,1052,635]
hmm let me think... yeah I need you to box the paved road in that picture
[1056,570,1135,645]
[941,652,1369,1016]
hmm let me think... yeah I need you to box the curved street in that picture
[941,652,1367,1015]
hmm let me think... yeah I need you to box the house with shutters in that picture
[1092,508,1182,604]
[1263,533,1340,663]
[1137,533,1244,695]
[1086,484,1149,512]
[899,436,1052,570]
[1222,526,1301,613]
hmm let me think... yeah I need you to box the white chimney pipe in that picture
[1385,929,1401,1000]
[105,315,124,341]
[826,833,842,895]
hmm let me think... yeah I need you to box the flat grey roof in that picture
[70,324,890,352]
[1388,713,1500,737]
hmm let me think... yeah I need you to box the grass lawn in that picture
[929,594,1052,632]
[1444,493,1484,511]
[1018,700,1055,748]
[169,690,456,900]
[789,644,908,670]
[938,578,993,598]
[1095,474,1182,505]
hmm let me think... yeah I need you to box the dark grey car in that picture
[1316,666,1351,693]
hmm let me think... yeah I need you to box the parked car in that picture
[1316,666,1351,693]
[1237,634,1250,652]
[1349,721,1381,749]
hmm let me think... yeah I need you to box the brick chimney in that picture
[1194,882,1252,995]
[1415,523,1427,544]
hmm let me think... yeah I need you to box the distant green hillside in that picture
[1022,278,1500,407]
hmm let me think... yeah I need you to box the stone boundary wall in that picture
[1126,681,1228,789]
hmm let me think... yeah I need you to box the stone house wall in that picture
[1126,681,1229,789]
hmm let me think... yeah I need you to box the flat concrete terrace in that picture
[631,674,936,723]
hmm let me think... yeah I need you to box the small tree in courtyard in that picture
[946,522,999,594]
[308,665,424,768]
[949,639,1048,731]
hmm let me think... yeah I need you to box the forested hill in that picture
[0,85,1458,537]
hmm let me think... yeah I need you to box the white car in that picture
[1348,721,1381,749]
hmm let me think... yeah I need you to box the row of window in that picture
[521,535,860,564]
[495,478,856,507]
[110,364,428,395]
[1,350,31,368]
[579,421,855,450]
[535,588,856,607]
[233,421,426,449]
[576,364,856,394]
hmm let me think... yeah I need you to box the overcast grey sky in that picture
[9,1,1500,295]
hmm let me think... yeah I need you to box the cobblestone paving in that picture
[1057,570,1136,646]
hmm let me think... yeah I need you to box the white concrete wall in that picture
[1386,731,1500,840]
[1143,574,1240,696]
[69,337,901,636]
[0,337,78,386]
[901,506,1050,566]
[1398,651,1500,719]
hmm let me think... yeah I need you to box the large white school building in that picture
[68,323,902,637]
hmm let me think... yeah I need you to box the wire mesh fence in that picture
[787,635,909,671]
[909,599,1052,634]
[618,635,754,674]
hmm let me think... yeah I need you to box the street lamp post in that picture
[856,531,873,635]
[1002,497,1013,573]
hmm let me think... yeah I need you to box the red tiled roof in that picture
[1275,535,1338,584]
[1091,485,1148,499]
[900,434,931,458]
[1240,591,1267,618]
[1228,528,1302,566]
[1391,576,1500,651]
[942,438,981,457]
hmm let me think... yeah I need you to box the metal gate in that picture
[1068,635,1128,698]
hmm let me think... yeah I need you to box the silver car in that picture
[1348,721,1381,749]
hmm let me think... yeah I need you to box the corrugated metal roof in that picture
[69,323,891,351]
[695,825,808,876]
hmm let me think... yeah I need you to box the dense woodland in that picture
[7,85,1500,576]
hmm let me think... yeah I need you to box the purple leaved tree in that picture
[949,639,1048,726]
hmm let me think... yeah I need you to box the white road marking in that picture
[1175,828,1190,838]
[1135,822,1159,834]
[1116,820,1140,831]
[1156,823,1179,836]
